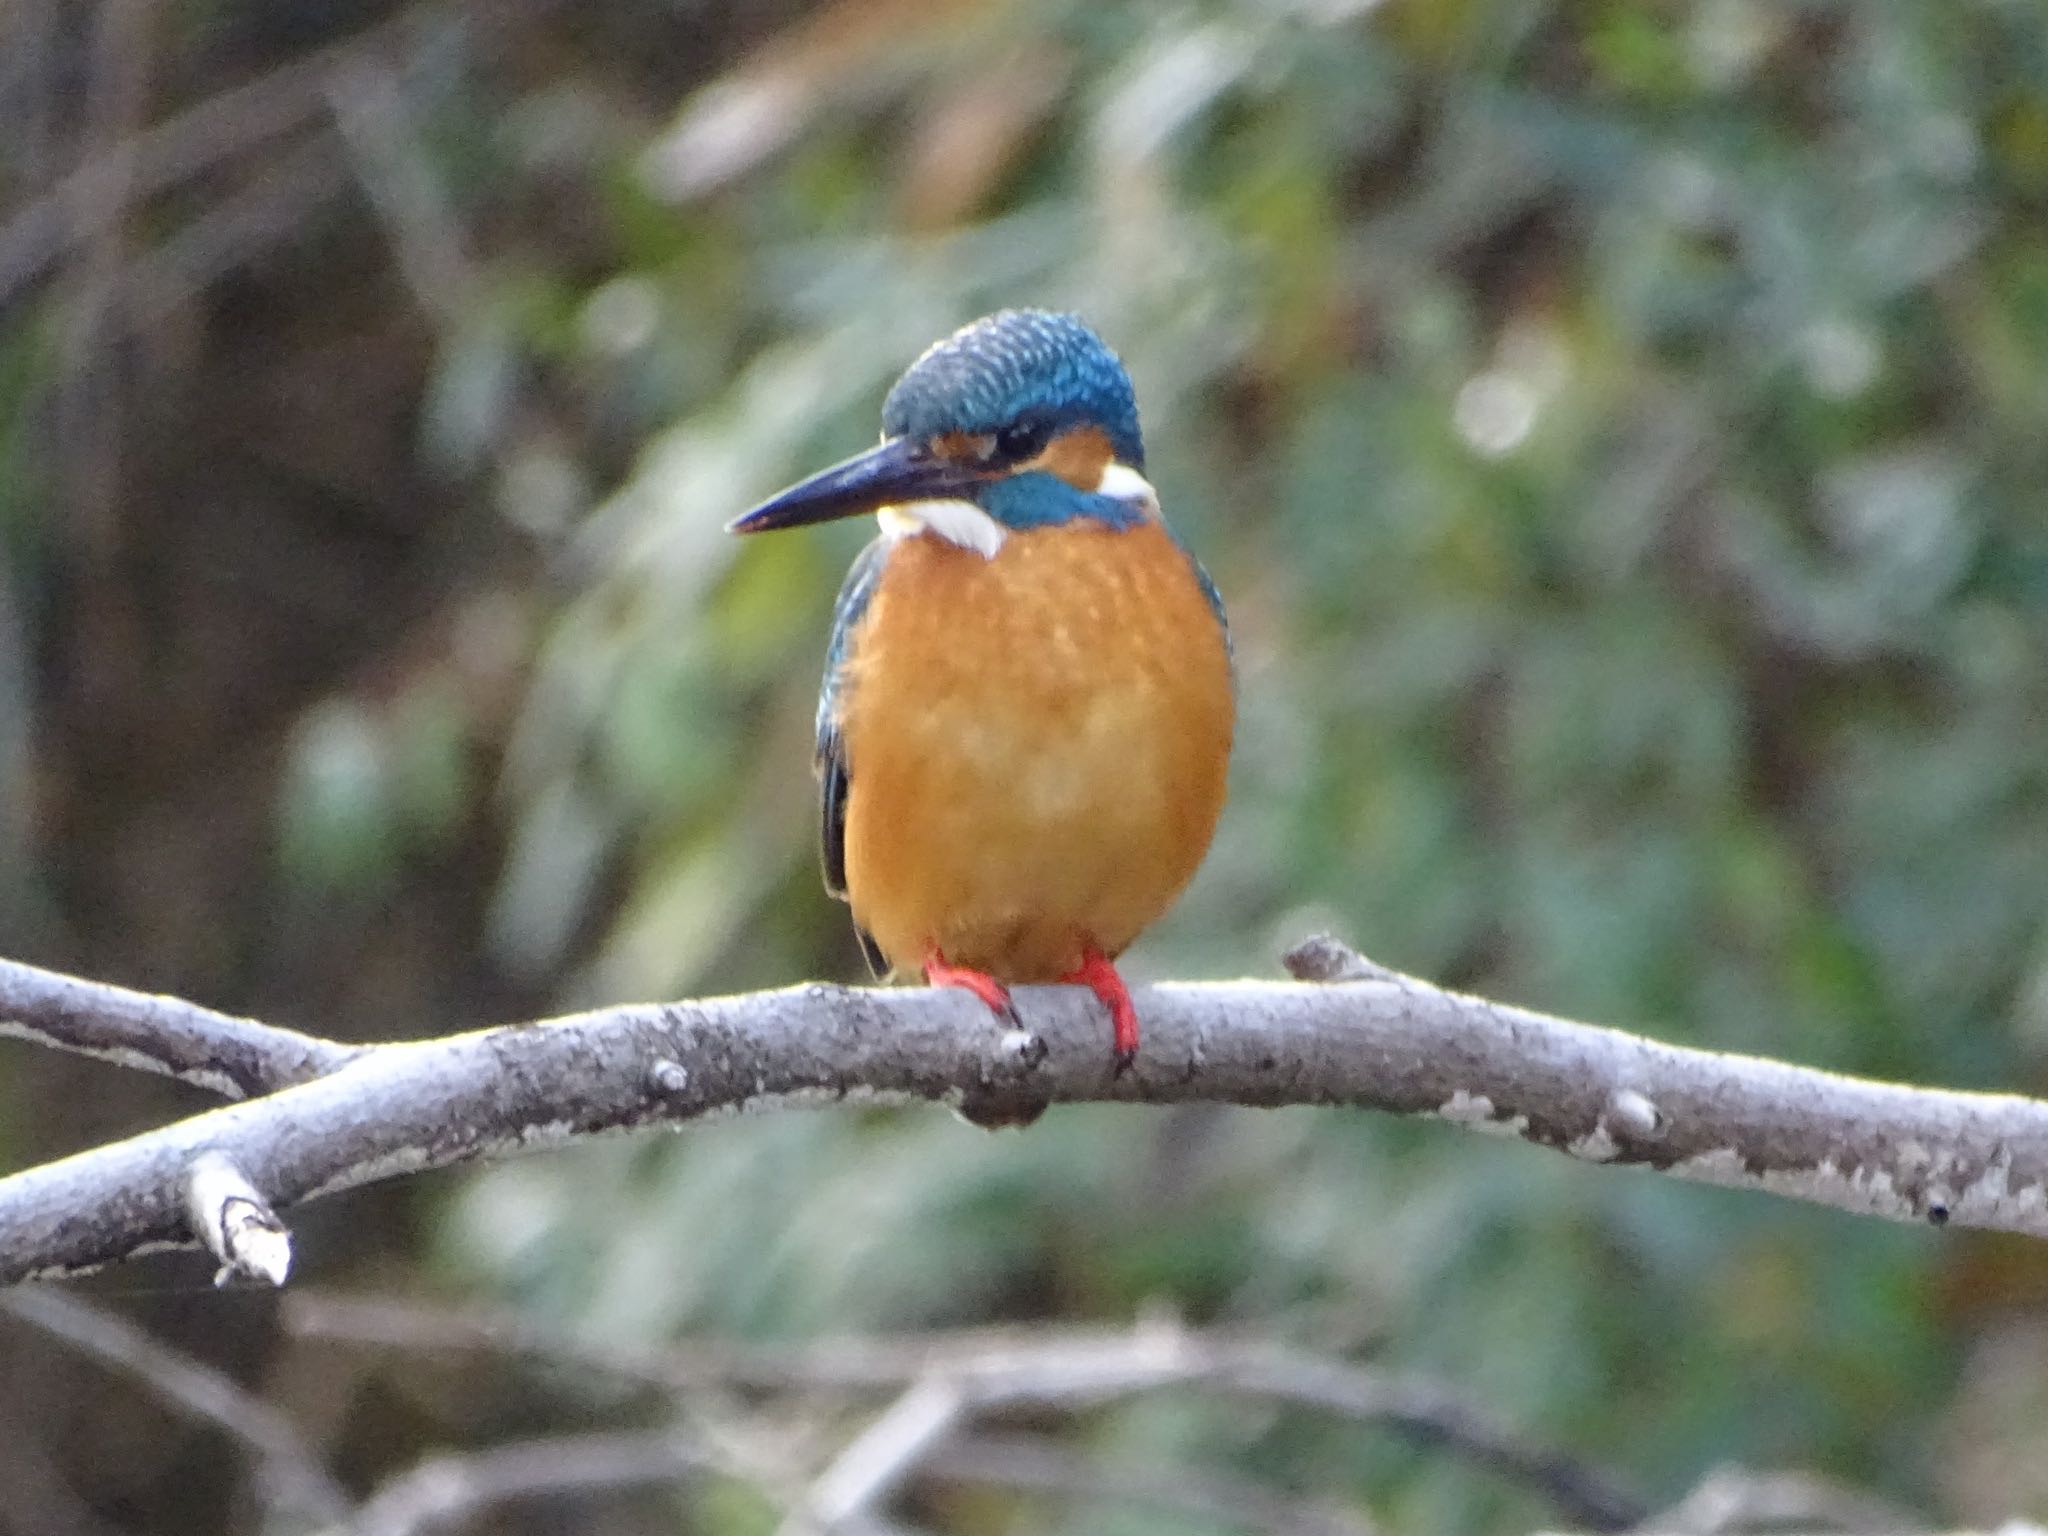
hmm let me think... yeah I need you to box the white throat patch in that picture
[875,463,1161,558]
[878,499,1007,559]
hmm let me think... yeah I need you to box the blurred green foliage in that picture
[424,0,2048,1526]
[7,0,2048,1529]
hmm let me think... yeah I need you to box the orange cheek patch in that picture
[1028,426,1113,489]
[932,430,996,464]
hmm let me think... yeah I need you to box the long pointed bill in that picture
[727,437,988,534]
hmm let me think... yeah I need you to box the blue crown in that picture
[881,310,1145,470]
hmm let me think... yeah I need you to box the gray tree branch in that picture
[0,956,359,1097]
[3,937,2047,1290]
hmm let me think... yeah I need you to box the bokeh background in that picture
[3,0,2047,1531]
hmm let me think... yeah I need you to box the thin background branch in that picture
[0,1288,351,1526]
[347,1429,709,1536]
[277,1287,1636,1530]
[926,1433,1379,1536]
[0,1277,2012,1536]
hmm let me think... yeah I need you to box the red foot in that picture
[1061,945,1139,1073]
[923,946,1018,1025]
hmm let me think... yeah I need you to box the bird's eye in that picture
[995,419,1051,462]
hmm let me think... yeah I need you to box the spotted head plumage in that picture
[882,309,1145,473]
[728,309,1156,542]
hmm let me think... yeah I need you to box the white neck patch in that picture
[876,462,1161,558]
[878,499,1007,559]
[1095,461,1161,521]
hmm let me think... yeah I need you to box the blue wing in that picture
[816,535,891,977]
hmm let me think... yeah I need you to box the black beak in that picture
[727,437,988,534]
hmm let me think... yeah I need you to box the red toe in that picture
[1061,945,1139,1068]
[923,947,1016,1021]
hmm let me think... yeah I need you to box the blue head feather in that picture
[883,310,1145,471]
[881,310,1147,532]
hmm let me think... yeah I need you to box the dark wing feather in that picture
[1172,533,1234,674]
[816,536,891,977]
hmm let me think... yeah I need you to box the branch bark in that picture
[3,936,2048,1287]
[0,956,359,1097]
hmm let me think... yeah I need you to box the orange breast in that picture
[835,521,1234,982]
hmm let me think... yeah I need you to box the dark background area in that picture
[3,0,2048,1531]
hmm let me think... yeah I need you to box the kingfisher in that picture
[729,310,1234,1069]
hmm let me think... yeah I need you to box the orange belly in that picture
[835,520,1233,981]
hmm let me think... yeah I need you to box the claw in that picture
[1061,944,1139,1070]
[923,947,1019,1027]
